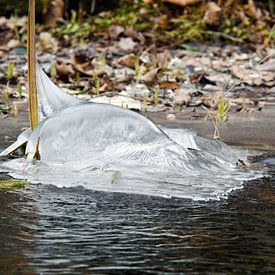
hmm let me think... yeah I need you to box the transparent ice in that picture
[1,64,260,200]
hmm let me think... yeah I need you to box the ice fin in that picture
[36,63,81,121]
[0,129,31,157]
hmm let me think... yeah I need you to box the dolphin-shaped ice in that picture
[1,64,260,201]
[1,64,165,158]
[0,64,81,157]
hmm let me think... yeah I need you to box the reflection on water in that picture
[0,177,274,274]
[0,186,36,274]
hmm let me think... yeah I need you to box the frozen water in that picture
[2,126,259,200]
[0,64,260,201]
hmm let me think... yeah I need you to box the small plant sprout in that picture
[240,97,247,113]
[134,57,144,81]
[267,24,275,47]
[13,103,19,116]
[3,88,11,110]
[142,94,147,112]
[50,63,57,78]
[203,108,221,139]
[42,0,48,14]
[91,71,99,95]
[17,81,22,99]
[100,56,107,71]
[134,57,140,76]
[7,62,15,82]
[56,10,91,43]
[111,170,121,184]
[203,92,229,139]
[153,85,159,105]
[95,75,100,96]
[217,92,230,124]
[76,72,80,83]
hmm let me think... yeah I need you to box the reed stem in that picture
[28,0,38,130]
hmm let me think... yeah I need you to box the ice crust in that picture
[0,64,260,200]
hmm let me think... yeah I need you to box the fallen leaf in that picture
[256,60,275,72]
[175,91,192,106]
[190,73,216,85]
[161,0,199,7]
[37,32,58,52]
[91,83,108,94]
[124,27,145,44]
[142,68,159,83]
[115,75,133,83]
[237,159,251,168]
[72,53,94,76]
[146,0,199,6]
[56,62,75,80]
[90,94,142,110]
[204,2,221,26]
[108,25,124,40]
[43,0,64,27]
[118,37,137,52]
[7,39,20,49]
[156,50,171,68]
[167,113,176,121]
[117,53,137,68]
[159,81,180,89]
[245,0,258,20]
[230,64,275,86]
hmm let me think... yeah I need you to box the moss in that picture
[0,180,29,190]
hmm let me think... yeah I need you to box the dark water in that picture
[0,173,275,274]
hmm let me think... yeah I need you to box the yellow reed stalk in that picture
[28,0,38,130]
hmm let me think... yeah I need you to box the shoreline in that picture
[0,102,275,151]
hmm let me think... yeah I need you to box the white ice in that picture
[0,64,260,200]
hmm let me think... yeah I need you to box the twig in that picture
[205,31,243,43]
[91,0,96,14]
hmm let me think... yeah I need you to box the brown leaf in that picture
[237,159,251,168]
[142,68,159,83]
[230,64,275,86]
[245,0,258,20]
[175,91,192,106]
[118,37,137,52]
[56,62,75,80]
[159,81,179,89]
[115,75,133,83]
[229,65,246,80]
[161,0,199,7]
[108,25,124,40]
[204,2,221,26]
[124,27,145,44]
[154,15,169,30]
[43,0,64,27]
[117,53,137,68]
[72,54,94,77]
[91,83,108,94]
[156,50,171,68]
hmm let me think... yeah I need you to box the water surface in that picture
[0,172,274,274]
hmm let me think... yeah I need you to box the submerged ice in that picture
[0,64,260,200]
